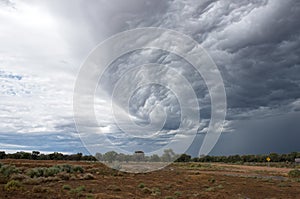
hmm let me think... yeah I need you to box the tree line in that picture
[0,150,299,163]
[176,152,300,163]
[95,149,177,163]
[96,151,300,163]
[0,151,96,161]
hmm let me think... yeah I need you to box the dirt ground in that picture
[0,159,300,199]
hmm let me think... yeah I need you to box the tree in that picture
[31,151,40,160]
[123,154,131,163]
[133,151,145,162]
[16,151,31,159]
[39,154,50,160]
[74,153,83,161]
[175,154,191,162]
[150,154,161,162]
[269,153,279,162]
[103,151,118,163]
[0,151,6,159]
[95,153,103,161]
[49,152,64,160]
[161,149,176,162]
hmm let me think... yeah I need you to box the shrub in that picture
[141,187,152,194]
[86,194,95,199]
[61,164,73,173]
[174,191,182,197]
[107,185,121,191]
[83,173,95,180]
[75,185,86,192]
[32,185,52,193]
[27,165,78,178]
[165,196,174,199]
[44,167,60,177]
[23,177,43,185]
[27,168,44,178]
[73,166,84,173]
[165,184,173,190]
[4,180,23,191]
[10,174,28,181]
[294,178,300,182]
[288,169,300,178]
[278,182,291,187]
[205,187,215,192]
[62,184,71,190]
[138,183,145,188]
[217,184,224,189]
[70,186,86,196]
[42,176,60,182]
[209,177,216,183]
[57,172,70,180]
[70,185,86,197]
[0,165,19,178]
[151,187,161,196]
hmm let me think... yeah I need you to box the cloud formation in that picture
[0,0,300,156]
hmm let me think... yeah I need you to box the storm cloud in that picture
[0,0,300,156]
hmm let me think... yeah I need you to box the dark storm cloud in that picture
[153,0,300,119]
[147,0,300,155]
[221,1,300,112]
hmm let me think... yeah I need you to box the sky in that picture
[0,0,300,156]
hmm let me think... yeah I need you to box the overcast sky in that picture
[0,0,300,156]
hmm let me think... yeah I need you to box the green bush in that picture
[165,196,174,199]
[4,180,23,191]
[62,184,71,190]
[61,164,73,173]
[151,187,161,196]
[70,185,86,195]
[288,169,300,178]
[44,167,60,177]
[73,166,84,173]
[141,187,152,194]
[138,183,145,188]
[174,191,182,197]
[75,185,86,192]
[27,168,44,178]
[0,165,19,177]
[28,165,81,178]
[86,194,95,199]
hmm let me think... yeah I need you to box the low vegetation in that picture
[62,184,71,190]
[0,155,299,198]
[27,164,84,178]
[4,180,23,191]
[0,164,19,176]
[288,169,300,178]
